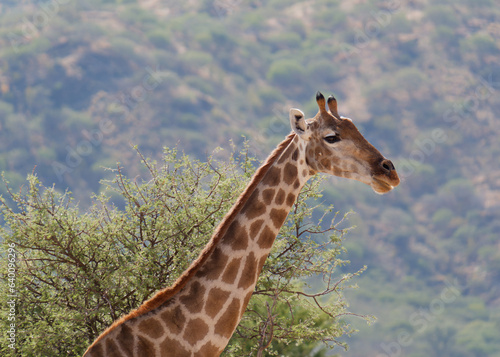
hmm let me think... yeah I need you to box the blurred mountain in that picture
[1,0,499,355]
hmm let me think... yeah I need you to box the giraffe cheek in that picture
[305,148,319,172]
[320,157,331,170]
[332,167,342,177]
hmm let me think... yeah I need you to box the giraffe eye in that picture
[324,134,341,144]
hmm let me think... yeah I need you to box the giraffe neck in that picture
[84,134,312,357]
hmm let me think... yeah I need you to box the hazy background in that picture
[1,0,499,355]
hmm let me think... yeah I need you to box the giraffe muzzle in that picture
[371,159,400,194]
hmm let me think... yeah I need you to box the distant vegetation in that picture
[0,0,499,356]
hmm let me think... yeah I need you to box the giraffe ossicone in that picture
[84,91,399,357]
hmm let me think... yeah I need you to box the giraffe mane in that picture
[86,132,297,350]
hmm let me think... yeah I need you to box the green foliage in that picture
[456,321,500,356]
[425,6,459,27]
[0,146,365,356]
[460,33,499,56]
[267,59,306,88]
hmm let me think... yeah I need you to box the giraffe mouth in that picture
[371,177,396,194]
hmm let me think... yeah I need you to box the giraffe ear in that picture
[289,108,311,140]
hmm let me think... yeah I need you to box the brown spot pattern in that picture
[196,342,222,357]
[238,252,258,289]
[275,189,286,205]
[291,148,299,161]
[320,157,331,170]
[249,219,264,238]
[183,318,209,345]
[241,291,254,318]
[195,247,228,280]
[114,325,134,357]
[262,166,281,187]
[258,255,268,272]
[160,305,186,335]
[136,335,157,357]
[214,298,241,338]
[262,188,275,205]
[138,318,164,340]
[257,225,276,249]
[278,143,296,164]
[87,343,104,357]
[205,287,231,318]
[270,208,288,229]
[286,193,296,207]
[179,281,206,314]
[159,337,190,357]
[242,190,266,220]
[221,220,248,251]
[222,257,241,284]
[283,163,298,185]
[105,338,122,357]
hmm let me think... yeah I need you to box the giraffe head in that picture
[290,92,400,194]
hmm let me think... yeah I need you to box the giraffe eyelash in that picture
[324,134,341,144]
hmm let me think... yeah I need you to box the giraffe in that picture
[83,92,400,357]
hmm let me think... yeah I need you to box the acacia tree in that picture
[0,144,370,356]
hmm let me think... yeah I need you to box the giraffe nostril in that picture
[381,159,395,173]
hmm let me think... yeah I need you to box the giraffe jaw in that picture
[371,177,397,194]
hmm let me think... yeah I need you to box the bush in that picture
[147,30,172,49]
[460,33,499,56]
[267,59,306,88]
[1,144,367,356]
[425,6,459,27]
